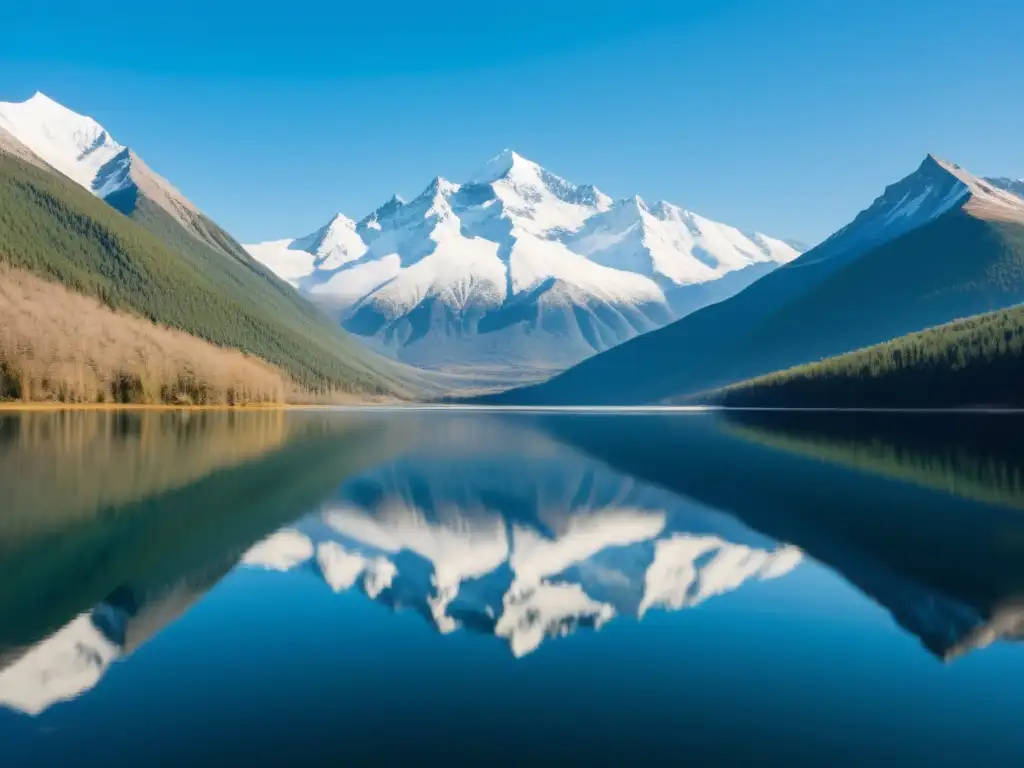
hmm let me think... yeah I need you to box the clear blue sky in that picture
[1,0,1022,245]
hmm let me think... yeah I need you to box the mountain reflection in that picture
[2,409,1024,718]
[241,416,801,657]
[0,410,409,715]
[544,410,1024,662]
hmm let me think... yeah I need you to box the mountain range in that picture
[479,155,1024,404]
[245,150,801,371]
[2,89,1024,407]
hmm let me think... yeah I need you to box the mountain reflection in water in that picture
[2,409,1024,765]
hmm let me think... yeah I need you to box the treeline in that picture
[0,152,401,397]
[715,303,1024,408]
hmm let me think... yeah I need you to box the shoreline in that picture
[0,399,398,412]
[0,402,300,411]
[3,402,1020,414]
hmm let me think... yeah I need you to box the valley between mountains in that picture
[0,91,1023,407]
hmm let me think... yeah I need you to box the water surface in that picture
[2,408,1024,766]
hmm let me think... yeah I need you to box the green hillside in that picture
[0,150,411,397]
[713,302,1024,408]
[103,166,279,271]
[702,212,1024,392]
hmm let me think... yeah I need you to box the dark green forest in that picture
[715,302,1024,408]
[0,152,407,396]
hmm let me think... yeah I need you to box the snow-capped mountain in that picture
[0,92,124,191]
[807,155,1024,269]
[0,92,247,261]
[245,150,801,369]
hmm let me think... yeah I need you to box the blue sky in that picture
[1,0,1022,244]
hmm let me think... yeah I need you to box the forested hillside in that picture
[713,303,1024,408]
[0,149,413,401]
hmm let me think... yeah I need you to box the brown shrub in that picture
[0,265,292,404]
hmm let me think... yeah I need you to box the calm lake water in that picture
[2,408,1024,766]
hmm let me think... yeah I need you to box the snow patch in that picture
[316,540,396,597]
[509,508,666,590]
[0,614,119,716]
[496,582,615,658]
[639,535,802,616]
[242,529,314,570]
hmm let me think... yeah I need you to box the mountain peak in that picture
[423,175,459,196]
[916,154,1024,223]
[27,91,59,105]
[3,91,101,126]
[920,153,973,182]
[327,212,357,229]
[15,92,105,130]
[23,91,75,112]
[611,194,650,216]
[360,192,407,227]
[467,149,536,185]
[0,91,123,191]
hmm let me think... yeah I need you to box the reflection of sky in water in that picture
[3,411,1024,766]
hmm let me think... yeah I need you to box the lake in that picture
[2,408,1024,766]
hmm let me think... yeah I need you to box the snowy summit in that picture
[0,92,126,193]
[246,150,803,369]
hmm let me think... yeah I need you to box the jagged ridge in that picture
[245,149,801,370]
